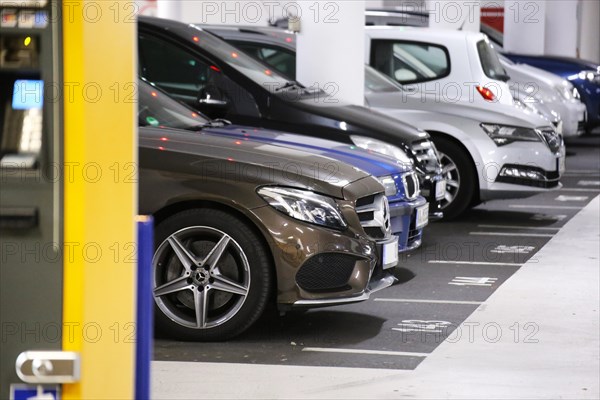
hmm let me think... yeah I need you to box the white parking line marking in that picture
[477,224,559,231]
[393,320,453,333]
[470,232,554,238]
[490,245,535,254]
[510,205,581,210]
[561,188,600,192]
[530,214,566,221]
[563,170,600,175]
[301,347,429,357]
[449,277,498,286]
[555,195,589,202]
[428,260,521,266]
[374,298,482,305]
[577,180,600,186]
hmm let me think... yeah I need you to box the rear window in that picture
[477,39,506,80]
[371,40,450,84]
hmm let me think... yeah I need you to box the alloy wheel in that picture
[438,151,461,209]
[152,226,250,330]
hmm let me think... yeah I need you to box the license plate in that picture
[416,203,429,229]
[558,156,566,175]
[381,237,399,270]
[435,180,446,200]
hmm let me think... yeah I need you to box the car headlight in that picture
[480,123,542,146]
[555,81,580,101]
[257,187,347,230]
[350,135,413,167]
[578,70,600,84]
[377,175,397,196]
[569,69,600,84]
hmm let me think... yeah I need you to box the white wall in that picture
[136,0,157,16]
[157,0,289,25]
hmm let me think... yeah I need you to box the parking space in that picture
[154,134,599,372]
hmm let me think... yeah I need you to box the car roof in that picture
[365,25,485,41]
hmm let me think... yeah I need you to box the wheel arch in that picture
[152,199,278,301]
[427,130,481,205]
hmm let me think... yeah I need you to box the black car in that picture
[137,16,445,217]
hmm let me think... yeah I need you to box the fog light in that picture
[499,167,545,181]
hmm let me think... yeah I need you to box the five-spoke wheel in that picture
[152,209,272,341]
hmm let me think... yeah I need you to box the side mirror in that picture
[197,86,229,118]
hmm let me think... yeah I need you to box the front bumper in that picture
[250,182,397,309]
[478,140,565,201]
[558,101,587,137]
[389,195,428,252]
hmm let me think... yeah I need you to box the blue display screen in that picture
[12,80,44,110]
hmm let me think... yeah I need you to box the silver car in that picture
[501,55,587,137]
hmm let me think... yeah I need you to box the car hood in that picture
[279,96,430,144]
[140,126,372,199]
[366,91,550,128]
[199,125,412,177]
[504,62,565,88]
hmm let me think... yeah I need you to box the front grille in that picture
[401,172,420,200]
[411,139,441,174]
[577,120,586,134]
[355,193,391,240]
[537,127,562,153]
[296,253,357,292]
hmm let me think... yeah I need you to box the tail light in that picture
[476,85,496,102]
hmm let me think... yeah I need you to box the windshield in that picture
[365,65,402,93]
[477,39,507,80]
[190,25,292,92]
[138,79,210,129]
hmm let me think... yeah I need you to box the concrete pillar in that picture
[296,1,366,105]
[579,0,600,63]
[503,0,546,55]
[544,0,578,57]
[157,0,182,20]
[504,0,594,59]
[426,0,481,32]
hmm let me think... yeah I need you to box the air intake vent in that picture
[296,253,357,292]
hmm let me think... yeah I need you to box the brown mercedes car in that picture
[139,81,398,341]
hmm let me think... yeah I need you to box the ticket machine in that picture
[0,1,143,399]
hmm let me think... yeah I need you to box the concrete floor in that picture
[152,196,599,399]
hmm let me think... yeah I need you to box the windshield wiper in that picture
[185,118,232,131]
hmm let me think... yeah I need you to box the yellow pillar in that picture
[62,1,138,398]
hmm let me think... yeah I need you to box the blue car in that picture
[140,79,429,253]
[502,54,600,132]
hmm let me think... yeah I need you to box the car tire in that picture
[432,136,475,219]
[152,208,272,341]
